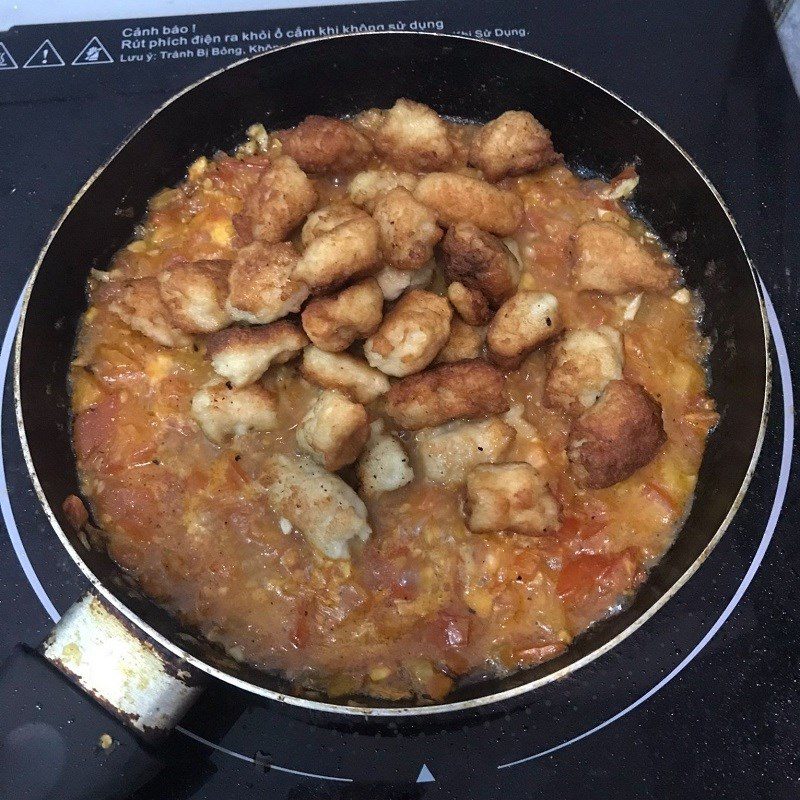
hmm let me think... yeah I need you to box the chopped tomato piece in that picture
[680,409,720,438]
[557,515,606,541]
[291,600,312,649]
[556,516,580,540]
[556,513,609,556]
[557,548,642,627]
[73,395,120,460]
[643,482,678,513]
[557,549,636,600]
[62,495,89,530]
[426,612,471,650]
[97,484,158,542]
[228,455,249,486]
[514,642,566,666]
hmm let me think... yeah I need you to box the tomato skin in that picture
[210,154,272,196]
[514,642,566,666]
[291,601,312,649]
[557,548,642,628]
[426,612,471,650]
[557,515,606,541]
[557,549,636,599]
[557,516,581,540]
[643,482,678,513]
[556,513,609,556]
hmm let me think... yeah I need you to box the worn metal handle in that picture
[40,592,204,740]
[0,593,206,799]
[0,644,166,800]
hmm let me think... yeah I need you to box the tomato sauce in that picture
[70,126,717,702]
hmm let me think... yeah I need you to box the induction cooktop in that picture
[1,1,798,798]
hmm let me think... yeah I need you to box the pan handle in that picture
[0,593,205,799]
[0,644,166,799]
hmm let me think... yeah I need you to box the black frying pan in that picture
[6,31,768,796]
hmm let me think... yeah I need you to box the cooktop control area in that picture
[1,2,798,798]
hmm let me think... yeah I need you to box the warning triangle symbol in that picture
[0,42,18,70]
[72,36,114,66]
[23,39,65,68]
[416,763,435,783]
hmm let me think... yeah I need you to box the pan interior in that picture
[16,34,767,713]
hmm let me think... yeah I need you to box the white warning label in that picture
[23,39,65,68]
[0,42,18,70]
[2,19,529,74]
[72,36,114,65]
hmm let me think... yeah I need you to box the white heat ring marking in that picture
[498,278,793,769]
[0,291,61,624]
[176,725,354,781]
[1,282,791,772]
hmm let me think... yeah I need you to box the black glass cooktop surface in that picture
[1,1,798,797]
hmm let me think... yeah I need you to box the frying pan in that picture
[5,32,768,796]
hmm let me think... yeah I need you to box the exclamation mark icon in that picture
[23,39,64,67]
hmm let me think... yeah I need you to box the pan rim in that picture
[13,31,771,717]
